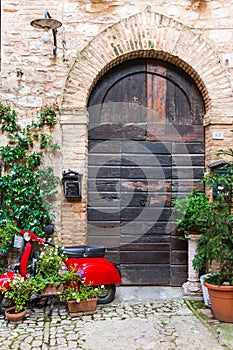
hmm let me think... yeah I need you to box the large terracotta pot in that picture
[5,307,26,325]
[204,281,233,323]
[67,297,98,317]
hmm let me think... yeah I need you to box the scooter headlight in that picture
[23,232,31,242]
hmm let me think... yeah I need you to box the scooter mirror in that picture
[45,225,54,238]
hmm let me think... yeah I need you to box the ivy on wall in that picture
[0,102,60,271]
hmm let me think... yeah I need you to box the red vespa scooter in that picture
[0,225,122,310]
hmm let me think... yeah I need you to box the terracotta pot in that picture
[67,297,98,317]
[5,307,26,325]
[41,283,63,296]
[204,281,233,323]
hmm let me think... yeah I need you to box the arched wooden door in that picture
[87,58,205,286]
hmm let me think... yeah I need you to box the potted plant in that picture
[173,190,212,297]
[35,244,67,295]
[173,190,211,236]
[59,268,105,317]
[192,144,233,322]
[3,274,39,324]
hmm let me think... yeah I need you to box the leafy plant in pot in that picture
[173,190,212,297]
[173,190,211,237]
[192,145,233,322]
[3,274,39,324]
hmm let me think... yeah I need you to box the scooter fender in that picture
[0,271,16,292]
[66,257,122,286]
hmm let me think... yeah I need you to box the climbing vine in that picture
[0,102,60,271]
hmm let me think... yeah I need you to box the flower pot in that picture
[41,283,63,296]
[5,307,26,325]
[67,297,98,317]
[204,282,233,323]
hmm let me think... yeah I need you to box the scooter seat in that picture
[62,245,106,258]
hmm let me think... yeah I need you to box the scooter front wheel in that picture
[97,284,116,304]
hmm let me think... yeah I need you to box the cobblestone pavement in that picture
[0,287,232,350]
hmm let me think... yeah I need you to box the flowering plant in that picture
[59,267,105,302]
[35,244,67,288]
[3,274,39,313]
[63,283,105,302]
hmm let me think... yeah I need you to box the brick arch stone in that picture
[61,7,233,121]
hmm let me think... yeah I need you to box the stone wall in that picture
[1,0,233,244]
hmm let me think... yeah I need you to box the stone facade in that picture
[1,0,233,249]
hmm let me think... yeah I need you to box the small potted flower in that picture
[3,274,39,324]
[59,268,105,317]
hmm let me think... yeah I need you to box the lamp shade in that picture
[30,18,62,30]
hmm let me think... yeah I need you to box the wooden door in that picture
[87,58,205,286]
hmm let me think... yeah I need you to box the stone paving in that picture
[0,287,232,350]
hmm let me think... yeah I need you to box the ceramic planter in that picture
[67,297,98,317]
[204,281,233,322]
[5,307,26,325]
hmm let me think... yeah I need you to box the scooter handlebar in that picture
[20,229,45,244]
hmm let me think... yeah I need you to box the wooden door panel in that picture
[120,207,171,222]
[121,265,170,285]
[88,179,119,192]
[172,180,204,194]
[147,60,204,125]
[147,124,204,142]
[166,80,191,124]
[122,141,172,154]
[147,74,167,123]
[120,166,172,179]
[172,167,204,180]
[88,209,120,222]
[120,251,170,264]
[172,155,204,166]
[120,221,171,237]
[89,124,147,140]
[172,142,204,154]
[121,243,170,251]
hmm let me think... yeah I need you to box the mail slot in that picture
[62,170,82,199]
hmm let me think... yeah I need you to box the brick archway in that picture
[59,7,233,247]
[61,7,233,120]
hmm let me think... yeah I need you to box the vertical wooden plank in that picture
[147,61,167,123]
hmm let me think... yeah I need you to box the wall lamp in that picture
[30,11,62,55]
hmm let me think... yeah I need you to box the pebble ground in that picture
[0,287,232,350]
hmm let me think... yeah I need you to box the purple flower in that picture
[32,293,38,299]
[26,273,31,279]
[77,269,84,278]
